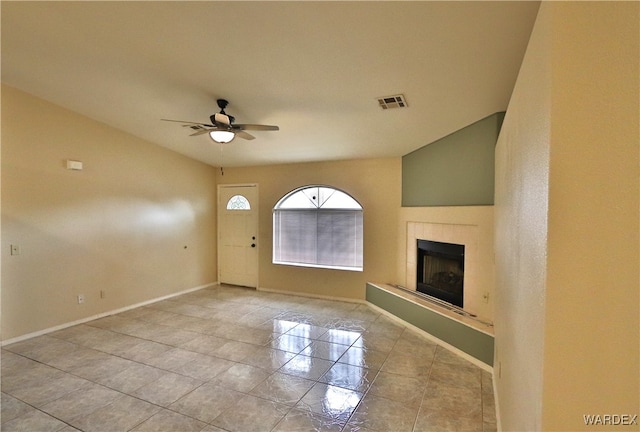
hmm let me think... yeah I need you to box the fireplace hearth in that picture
[417,239,465,308]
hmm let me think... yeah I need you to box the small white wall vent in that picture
[377,94,407,109]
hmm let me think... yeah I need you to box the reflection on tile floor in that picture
[1,285,496,432]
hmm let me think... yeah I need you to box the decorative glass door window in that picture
[226,195,251,210]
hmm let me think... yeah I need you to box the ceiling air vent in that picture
[377,94,407,110]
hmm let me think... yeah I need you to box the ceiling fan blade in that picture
[161,118,206,126]
[235,130,256,140]
[189,128,215,136]
[233,124,279,131]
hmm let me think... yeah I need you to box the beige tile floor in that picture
[1,285,496,432]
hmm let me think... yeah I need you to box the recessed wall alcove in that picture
[407,221,483,316]
[366,205,497,367]
[397,206,496,324]
[398,114,501,322]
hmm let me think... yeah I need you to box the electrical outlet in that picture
[77,295,85,304]
[10,244,20,256]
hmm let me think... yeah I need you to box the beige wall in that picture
[1,86,219,341]
[495,2,639,431]
[216,158,401,300]
[1,86,401,338]
[494,2,549,428]
[543,2,639,429]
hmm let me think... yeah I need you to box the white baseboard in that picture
[493,370,502,432]
[257,286,367,305]
[1,282,217,346]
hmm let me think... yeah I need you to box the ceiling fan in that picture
[162,99,279,143]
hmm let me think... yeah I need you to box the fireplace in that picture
[416,239,465,308]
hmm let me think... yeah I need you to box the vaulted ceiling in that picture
[2,1,540,167]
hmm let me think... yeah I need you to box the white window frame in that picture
[273,185,363,272]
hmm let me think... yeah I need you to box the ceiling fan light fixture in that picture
[209,130,235,143]
[163,98,277,143]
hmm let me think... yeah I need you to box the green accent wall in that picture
[402,112,505,207]
[366,283,494,366]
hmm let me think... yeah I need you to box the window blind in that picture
[274,209,363,270]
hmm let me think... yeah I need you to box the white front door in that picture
[218,184,259,287]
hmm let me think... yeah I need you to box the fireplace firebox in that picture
[417,239,465,308]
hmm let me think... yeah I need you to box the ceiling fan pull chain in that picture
[220,143,224,176]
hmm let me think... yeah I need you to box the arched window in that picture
[273,185,363,271]
[226,195,251,210]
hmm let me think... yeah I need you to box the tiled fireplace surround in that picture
[400,207,495,324]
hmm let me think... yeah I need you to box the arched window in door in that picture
[273,185,363,271]
[226,195,251,210]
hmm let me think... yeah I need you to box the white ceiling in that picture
[2,1,540,167]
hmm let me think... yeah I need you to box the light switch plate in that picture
[66,160,83,170]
